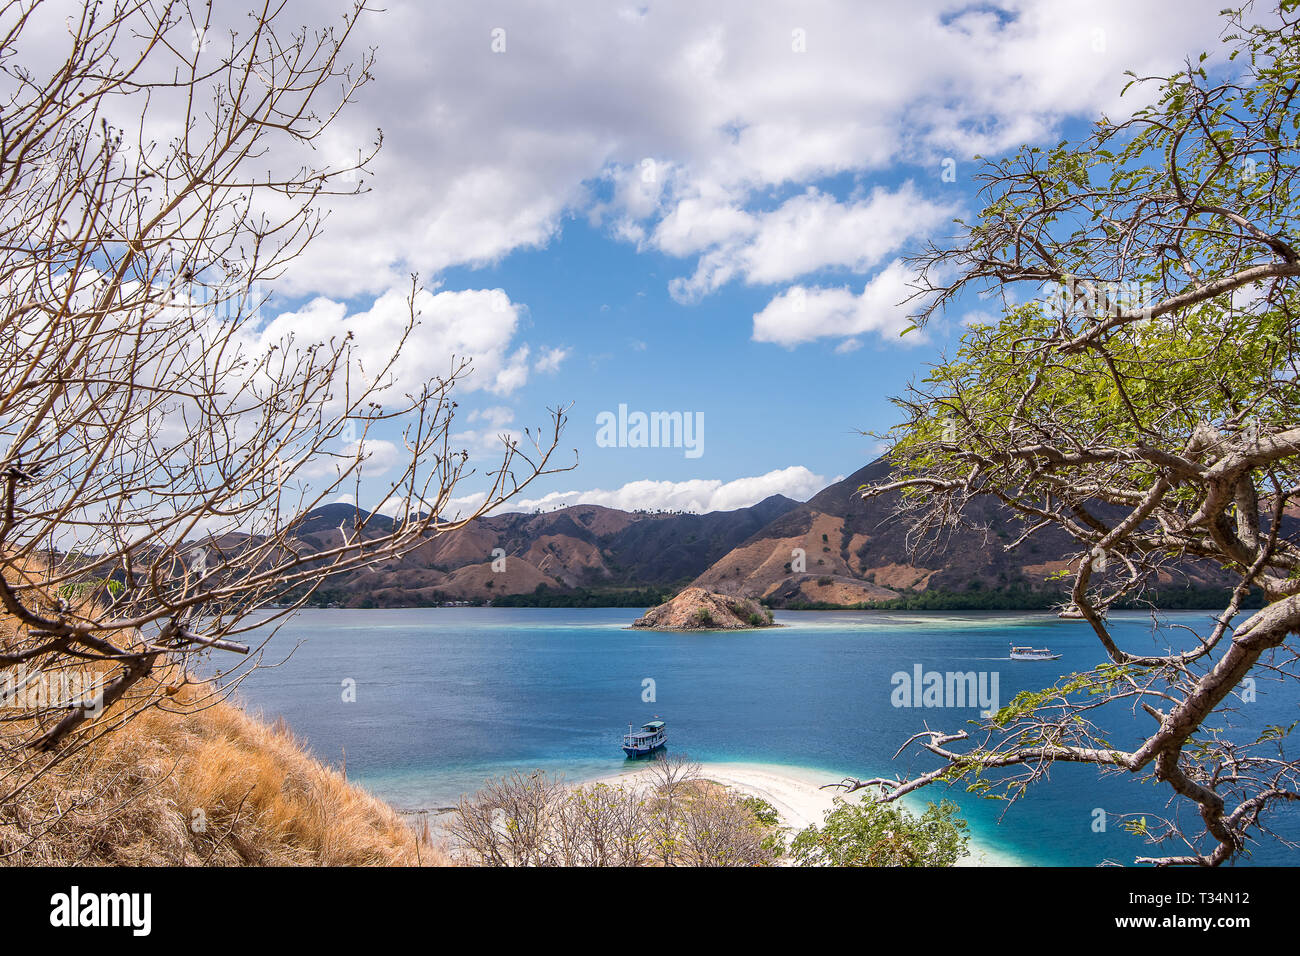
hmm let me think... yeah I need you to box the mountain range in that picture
[293,458,1245,610]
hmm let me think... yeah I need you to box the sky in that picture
[223,0,1238,516]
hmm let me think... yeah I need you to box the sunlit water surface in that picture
[213,607,1299,866]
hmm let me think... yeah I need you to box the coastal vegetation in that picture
[491,585,676,608]
[446,754,970,867]
[783,584,1265,612]
[852,2,1300,865]
[790,798,969,867]
[447,757,784,866]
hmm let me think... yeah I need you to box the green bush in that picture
[791,796,969,867]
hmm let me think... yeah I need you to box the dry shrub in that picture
[448,755,782,867]
[0,678,449,866]
[1,557,448,866]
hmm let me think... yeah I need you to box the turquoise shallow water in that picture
[218,606,1299,866]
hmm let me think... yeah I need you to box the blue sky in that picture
[430,184,955,490]
[245,0,1237,517]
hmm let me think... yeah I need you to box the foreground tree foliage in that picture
[0,1,565,827]
[447,756,783,867]
[790,797,969,867]
[848,3,1300,865]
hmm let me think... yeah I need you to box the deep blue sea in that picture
[217,607,1299,866]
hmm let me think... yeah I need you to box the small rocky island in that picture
[631,586,776,630]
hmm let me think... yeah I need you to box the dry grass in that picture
[0,570,449,866]
[0,679,451,866]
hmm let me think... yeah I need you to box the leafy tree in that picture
[791,796,969,867]
[849,3,1300,865]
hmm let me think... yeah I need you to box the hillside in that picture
[0,684,448,865]
[690,460,1252,609]
[6,686,448,865]
[298,495,801,607]
[279,458,1258,610]
[0,592,445,865]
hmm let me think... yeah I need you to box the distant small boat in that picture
[1010,644,1061,661]
[622,718,666,758]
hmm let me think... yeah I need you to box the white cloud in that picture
[664,184,955,302]
[450,403,526,461]
[468,406,515,428]
[533,346,571,374]
[651,187,756,258]
[447,403,524,460]
[239,0,1231,307]
[504,465,827,514]
[258,285,532,398]
[16,0,1237,382]
[450,427,523,461]
[438,491,490,518]
[739,186,951,285]
[752,259,923,347]
[295,438,401,480]
[380,466,842,521]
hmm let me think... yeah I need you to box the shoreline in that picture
[623,624,789,631]
[585,759,1024,867]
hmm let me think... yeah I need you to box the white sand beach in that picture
[590,760,1023,867]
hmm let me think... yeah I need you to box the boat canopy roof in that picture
[642,720,665,730]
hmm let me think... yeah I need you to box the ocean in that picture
[215,606,1300,866]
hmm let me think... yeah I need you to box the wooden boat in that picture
[622,718,666,757]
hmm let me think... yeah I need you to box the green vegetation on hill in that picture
[491,584,675,608]
[784,586,1058,611]
[784,584,1263,612]
[296,579,1261,611]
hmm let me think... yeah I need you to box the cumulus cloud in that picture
[752,259,922,346]
[295,438,401,480]
[25,0,1235,381]
[502,465,827,514]
[664,184,955,302]
[651,186,756,258]
[239,0,1230,308]
[257,285,533,397]
[451,404,524,459]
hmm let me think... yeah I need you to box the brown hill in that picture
[297,495,801,607]
[0,682,449,865]
[275,458,1258,609]
[689,459,1247,608]
[0,585,445,865]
